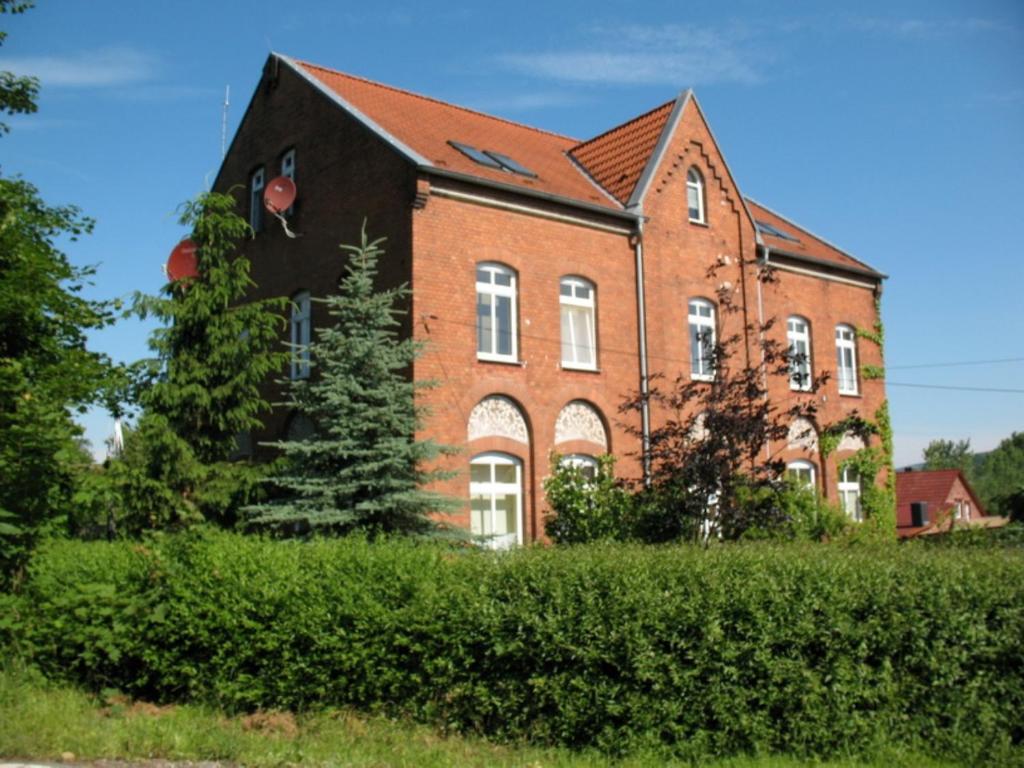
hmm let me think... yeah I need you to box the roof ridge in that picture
[744,195,877,272]
[293,57,580,143]
[570,97,677,153]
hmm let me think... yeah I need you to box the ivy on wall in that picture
[822,294,896,540]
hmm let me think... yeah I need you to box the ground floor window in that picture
[470,452,523,548]
[838,465,862,521]
[786,460,816,491]
[559,453,599,481]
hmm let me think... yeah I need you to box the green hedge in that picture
[6,530,1023,764]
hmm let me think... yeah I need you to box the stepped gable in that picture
[291,57,624,211]
[569,99,676,205]
[746,197,883,276]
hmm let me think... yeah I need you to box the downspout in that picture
[633,218,652,486]
[758,245,771,461]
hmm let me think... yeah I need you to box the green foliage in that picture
[245,226,457,536]
[735,481,850,542]
[9,533,1023,765]
[923,438,974,477]
[0,2,38,135]
[133,192,288,465]
[620,263,827,543]
[543,454,634,544]
[861,363,885,380]
[974,432,1024,519]
[78,192,288,535]
[0,175,115,581]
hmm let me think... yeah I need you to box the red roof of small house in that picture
[895,469,989,537]
[290,57,625,212]
[746,198,884,277]
[568,98,677,205]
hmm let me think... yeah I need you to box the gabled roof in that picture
[746,197,885,279]
[896,469,988,535]
[568,98,677,206]
[283,55,625,213]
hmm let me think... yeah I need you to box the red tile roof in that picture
[291,57,624,211]
[568,99,677,205]
[746,198,882,277]
[279,55,882,283]
[895,469,988,537]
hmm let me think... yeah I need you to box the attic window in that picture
[755,220,800,243]
[448,141,537,178]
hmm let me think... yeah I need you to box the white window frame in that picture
[280,148,296,215]
[469,452,523,549]
[686,167,706,224]
[290,291,311,380]
[249,166,265,232]
[476,263,518,363]
[838,465,863,522]
[560,453,599,482]
[688,298,716,381]
[787,316,812,391]
[786,460,817,491]
[836,324,859,395]
[559,276,597,370]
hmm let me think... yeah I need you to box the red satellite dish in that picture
[264,176,297,214]
[166,239,199,282]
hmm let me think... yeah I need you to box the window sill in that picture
[561,363,599,373]
[688,218,709,227]
[691,373,715,382]
[477,354,523,367]
[838,390,861,398]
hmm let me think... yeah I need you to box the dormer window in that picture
[687,167,706,224]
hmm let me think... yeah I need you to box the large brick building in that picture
[217,53,887,545]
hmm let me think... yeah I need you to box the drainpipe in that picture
[758,245,771,461]
[633,218,652,486]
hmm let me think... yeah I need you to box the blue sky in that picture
[2,0,1022,466]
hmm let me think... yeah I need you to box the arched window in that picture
[559,453,599,481]
[688,298,716,380]
[559,276,597,369]
[476,263,517,362]
[787,315,812,391]
[786,460,816,490]
[838,465,863,521]
[290,291,311,380]
[469,452,523,549]
[686,167,706,223]
[835,324,859,395]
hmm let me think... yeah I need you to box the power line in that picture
[887,356,1024,370]
[887,382,1024,394]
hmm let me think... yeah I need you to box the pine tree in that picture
[99,191,290,530]
[245,226,456,535]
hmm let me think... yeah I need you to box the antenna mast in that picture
[220,85,230,159]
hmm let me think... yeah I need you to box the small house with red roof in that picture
[895,469,1005,538]
[216,54,889,544]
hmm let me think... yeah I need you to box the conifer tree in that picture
[245,226,456,535]
[97,192,290,530]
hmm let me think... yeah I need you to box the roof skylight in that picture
[755,220,800,243]
[448,140,537,178]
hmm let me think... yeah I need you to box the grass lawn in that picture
[0,665,961,768]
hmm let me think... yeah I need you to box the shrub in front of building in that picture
[7,531,1023,764]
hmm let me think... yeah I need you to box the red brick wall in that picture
[214,59,418,446]
[411,180,641,541]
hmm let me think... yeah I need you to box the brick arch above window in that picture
[554,400,608,450]
[837,431,867,453]
[468,395,529,445]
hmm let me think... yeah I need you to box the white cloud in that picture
[497,23,766,87]
[0,46,157,88]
